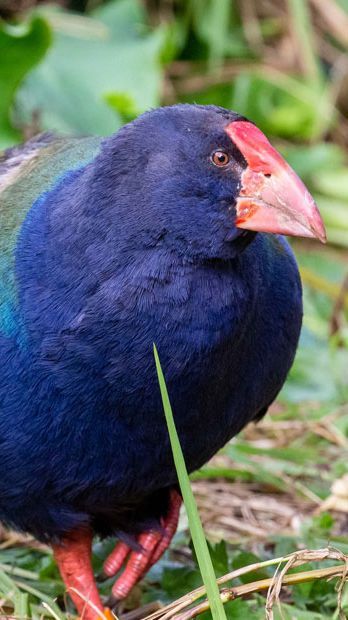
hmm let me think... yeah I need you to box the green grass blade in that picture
[14,591,29,618]
[153,345,227,620]
[13,580,65,619]
[287,0,321,86]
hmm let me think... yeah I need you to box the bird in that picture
[0,104,325,620]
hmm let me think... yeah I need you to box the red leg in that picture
[103,489,182,601]
[53,530,113,620]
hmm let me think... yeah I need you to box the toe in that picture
[103,542,130,578]
[111,531,161,599]
[105,490,182,601]
[149,490,181,567]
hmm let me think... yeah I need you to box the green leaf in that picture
[313,169,348,201]
[281,329,348,404]
[104,91,139,123]
[232,551,270,584]
[161,566,202,599]
[191,0,248,62]
[229,73,332,140]
[16,0,166,135]
[205,541,229,578]
[312,512,335,534]
[201,597,252,620]
[279,604,323,619]
[192,0,234,67]
[154,344,227,620]
[282,143,346,182]
[0,16,51,148]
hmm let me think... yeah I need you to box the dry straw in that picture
[142,547,348,620]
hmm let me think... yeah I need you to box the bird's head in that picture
[94,104,326,261]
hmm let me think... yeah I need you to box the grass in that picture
[154,344,227,620]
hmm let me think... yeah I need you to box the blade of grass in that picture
[13,580,64,619]
[287,0,333,139]
[287,0,321,85]
[153,344,227,620]
[14,591,29,618]
[0,562,39,580]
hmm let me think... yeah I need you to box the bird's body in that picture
[0,105,324,618]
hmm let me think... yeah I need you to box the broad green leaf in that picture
[92,0,146,39]
[297,249,348,284]
[232,551,270,584]
[0,16,51,148]
[313,169,348,201]
[282,143,346,182]
[281,329,348,403]
[16,0,166,136]
[161,566,202,599]
[278,605,323,619]
[201,597,252,620]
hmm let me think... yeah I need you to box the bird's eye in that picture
[211,150,230,167]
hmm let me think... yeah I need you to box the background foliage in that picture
[0,0,348,618]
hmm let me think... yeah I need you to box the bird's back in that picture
[0,133,101,337]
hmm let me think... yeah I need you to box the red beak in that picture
[225,121,326,243]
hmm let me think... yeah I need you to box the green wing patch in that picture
[0,133,101,335]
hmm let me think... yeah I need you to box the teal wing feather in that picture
[0,134,102,335]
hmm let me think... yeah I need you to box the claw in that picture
[104,594,121,611]
[99,609,115,620]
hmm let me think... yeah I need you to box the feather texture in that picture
[0,134,101,335]
[0,105,302,543]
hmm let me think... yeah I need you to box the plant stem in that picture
[154,345,227,620]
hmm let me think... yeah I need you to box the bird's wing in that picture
[0,134,101,336]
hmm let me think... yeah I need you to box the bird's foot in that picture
[103,488,182,603]
[53,530,114,620]
[53,490,181,617]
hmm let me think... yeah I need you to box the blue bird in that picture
[0,105,325,619]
